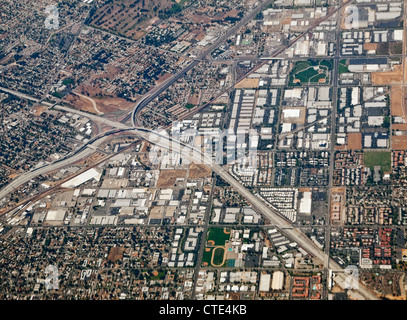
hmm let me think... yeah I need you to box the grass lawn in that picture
[292,61,310,73]
[212,247,225,266]
[319,59,333,69]
[290,60,331,85]
[202,248,213,266]
[309,73,327,83]
[151,271,166,280]
[296,67,318,81]
[207,228,230,246]
[363,151,391,173]
[339,59,349,74]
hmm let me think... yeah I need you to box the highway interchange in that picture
[0,0,380,300]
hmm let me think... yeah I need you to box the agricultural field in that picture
[87,0,185,40]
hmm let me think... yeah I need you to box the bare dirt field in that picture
[392,124,407,131]
[189,163,212,179]
[371,64,403,85]
[347,132,362,150]
[92,97,134,113]
[33,105,48,116]
[363,43,378,51]
[157,169,187,188]
[334,144,346,151]
[392,136,407,150]
[89,0,173,39]
[70,83,134,113]
[64,93,96,114]
[149,206,165,219]
[107,247,124,262]
[235,78,259,89]
[391,85,404,117]
[8,173,19,180]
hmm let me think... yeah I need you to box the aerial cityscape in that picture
[1,0,407,303]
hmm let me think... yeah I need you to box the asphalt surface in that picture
[0,0,379,300]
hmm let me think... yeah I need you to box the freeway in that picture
[133,126,379,300]
[0,88,379,300]
[125,0,276,127]
[0,134,107,204]
[161,0,356,129]
[0,99,136,204]
[0,0,379,298]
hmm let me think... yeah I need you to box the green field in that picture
[151,270,166,280]
[363,151,391,173]
[339,59,349,74]
[212,247,225,266]
[202,248,213,266]
[207,228,230,246]
[289,60,331,85]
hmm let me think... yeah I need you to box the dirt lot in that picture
[92,97,134,113]
[107,247,124,263]
[371,64,403,85]
[33,105,48,116]
[68,83,134,113]
[347,132,362,150]
[392,135,407,150]
[89,0,173,39]
[189,163,212,179]
[391,85,404,117]
[149,206,165,219]
[64,93,95,114]
[363,43,378,51]
[234,78,259,89]
[392,124,407,130]
[157,169,187,188]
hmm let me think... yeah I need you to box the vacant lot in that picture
[107,246,124,262]
[347,132,362,150]
[391,86,404,117]
[235,78,259,89]
[392,135,407,150]
[88,0,175,39]
[371,65,403,85]
[363,151,391,173]
[157,169,187,188]
[189,163,212,179]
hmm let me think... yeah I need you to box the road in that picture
[135,126,379,300]
[0,77,378,301]
[0,134,107,204]
[124,0,276,127]
[0,0,378,299]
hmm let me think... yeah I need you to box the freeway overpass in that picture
[126,0,276,127]
[0,98,379,299]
